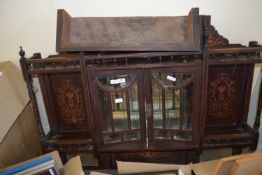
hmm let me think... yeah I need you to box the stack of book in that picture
[0,156,61,175]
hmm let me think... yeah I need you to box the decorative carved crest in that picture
[208,73,236,119]
[208,25,229,49]
[57,80,85,124]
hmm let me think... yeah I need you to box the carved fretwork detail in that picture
[208,73,236,119]
[208,25,229,49]
[57,80,85,124]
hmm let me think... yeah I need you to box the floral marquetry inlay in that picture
[57,80,85,124]
[208,73,236,119]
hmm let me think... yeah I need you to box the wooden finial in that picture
[203,16,211,49]
[249,41,262,47]
[19,46,25,58]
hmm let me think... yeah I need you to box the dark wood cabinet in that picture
[20,8,262,169]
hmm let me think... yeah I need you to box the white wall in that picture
[1,0,262,64]
[0,0,262,150]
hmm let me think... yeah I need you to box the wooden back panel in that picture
[56,8,201,52]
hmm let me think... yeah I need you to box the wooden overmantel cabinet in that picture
[20,8,262,168]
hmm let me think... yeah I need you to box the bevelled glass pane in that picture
[173,131,192,141]
[152,80,162,110]
[154,111,163,128]
[152,80,163,128]
[182,84,193,129]
[111,92,128,131]
[165,89,180,110]
[101,92,112,132]
[165,110,179,129]
[154,130,171,139]
[165,89,174,109]
[175,90,180,108]
[103,133,121,144]
[165,88,180,129]
[129,83,140,129]
[97,74,133,89]
[130,112,140,129]
[123,131,141,141]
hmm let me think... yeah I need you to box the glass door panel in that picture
[173,130,192,141]
[123,131,141,141]
[165,89,180,129]
[152,80,163,128]
[111,92,128,131]
[101,92,112,132]
[92,72,143,145]
[129,84,140,129]
[150,70,195,142]
[154,129,171,140]
[181,85,193,129]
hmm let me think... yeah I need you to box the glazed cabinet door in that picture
[145,66,201,147]
[88,70,146,149]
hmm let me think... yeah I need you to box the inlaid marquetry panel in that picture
[208,72,236,119]
[57,80,85,124]
[207,65,243,126]
[48,73,89,132]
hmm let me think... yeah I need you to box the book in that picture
[27,167,59,175]
[21,164,59,175]
[0,157,52,175]
[15,159,61,175]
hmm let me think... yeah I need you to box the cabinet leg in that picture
[98,153,112,169]
[193,150,202,163]
[59,152,68,164]
[232,147,242,155]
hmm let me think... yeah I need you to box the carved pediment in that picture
[208,25,229,49]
